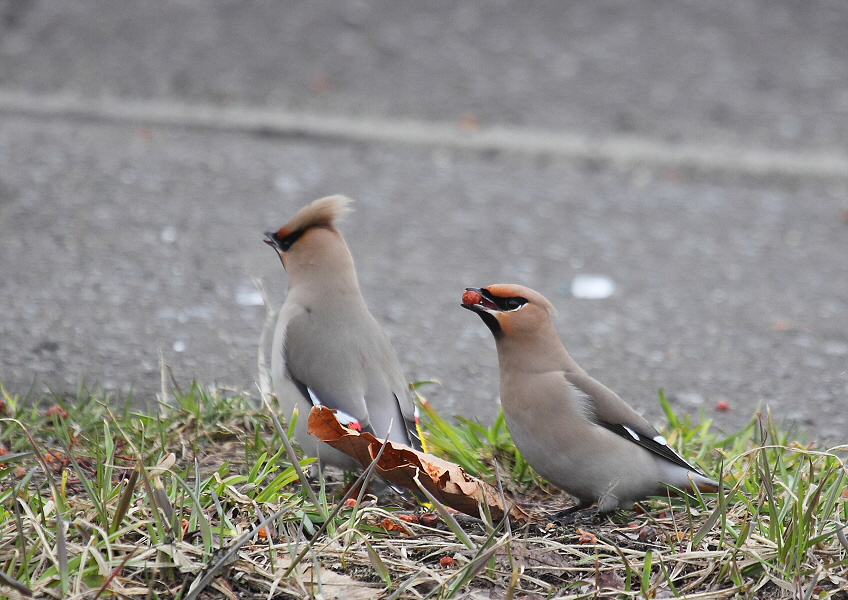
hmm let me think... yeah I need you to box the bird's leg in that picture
[550,501,598,525]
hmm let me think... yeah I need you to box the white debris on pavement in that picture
[570,274,616,299]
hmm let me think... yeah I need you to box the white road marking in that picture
[1,91,847,179]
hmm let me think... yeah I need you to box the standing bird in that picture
[264,195,421,472]
[461,284,719,514]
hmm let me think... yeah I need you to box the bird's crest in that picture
[277,195,353,239]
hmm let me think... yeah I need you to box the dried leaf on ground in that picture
[497,541,573,578]
[577,528,598,544]
[380,518,412,535]
[595,568,624,591]
[275,561,379,600]
[307,406,529,523]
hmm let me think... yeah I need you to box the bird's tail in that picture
[687,472,723,493]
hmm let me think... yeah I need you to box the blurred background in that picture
[1,1,846,440]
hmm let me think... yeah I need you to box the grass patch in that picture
[0,383,846,599]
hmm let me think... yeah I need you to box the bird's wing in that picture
[401,399,422,450]
[281,308,421,449]
[362,326,422,450]
[381,344,422,450]
[288,375,373,434]
[388,388,421,450]
[281,309,374,433]
[563,370,705,474]
[596,420,701,473]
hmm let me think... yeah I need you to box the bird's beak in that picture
[264,231,287,270]
[264,231,280,249]
[461,288,499,313]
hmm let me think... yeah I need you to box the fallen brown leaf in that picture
[637,526,657,543]
[499,541,573,577]
[398,514,420,524]
[419,513,439,527]
[595,568,624,590]
[278,560,379,599]
[307,406,529,523]
[379,518,412,536]
[45,405,68,419]
[577,528,598,544]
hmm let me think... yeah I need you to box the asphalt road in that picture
[1,0,847,441]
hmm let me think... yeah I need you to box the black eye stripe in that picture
[500,297,528,311]
[275,230,304,252]
[481,290,528,312]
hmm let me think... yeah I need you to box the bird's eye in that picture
[503,297,527,311]
[275,230,304,252]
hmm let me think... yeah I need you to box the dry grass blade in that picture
[3,384,847,598]
[281,428,393,580]
[2,418,66,513]
[266,405,324,517]
[360,533,392,587]
[136,456,171,544]
[836,520,848,552]
[90,550,136,600]
[184,506,289,600]
[152,479,175,525]
[693,487,726,546]
[444,535,509,598]
[0,569,33,597]
[385,573,424,600]
[109,464,139,534]
[157,347,170,412]
[505,561,522,600]
[252,276,277,402]
[55,515,69,598]
[413,473,475,550]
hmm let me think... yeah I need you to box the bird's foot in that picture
[549,504,599,525]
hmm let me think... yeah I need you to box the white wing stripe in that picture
[306,387,323,408]
[306,386,362,427]
[622,425,641,441]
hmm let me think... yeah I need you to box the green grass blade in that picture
[361,534,392,587]
[56,515,69,598]
[109,463,139,535]
[412,474,475,550]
